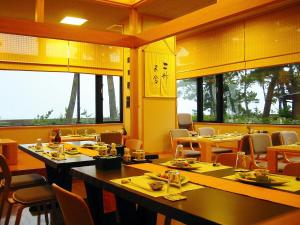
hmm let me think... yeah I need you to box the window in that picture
[177,78,197,121]
[224,64,300,124]
[102,75,122,122]
[0,70,122,126]
[177,63,300,124]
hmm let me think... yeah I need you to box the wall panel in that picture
[245,5,300,61]
[176,22,244,74]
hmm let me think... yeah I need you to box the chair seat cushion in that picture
[287,157,300,163]
[13,185,55,204]
[183,150,201,157]
[255,161,287,171]
[211,147,232,154]
[10,174,46,190]
[255,154,284,160]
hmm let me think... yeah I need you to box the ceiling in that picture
[0,0,217,32]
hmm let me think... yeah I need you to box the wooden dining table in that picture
[173,134,242,162]
[71,160,299,225]
[267,144,300,173]
[18,141,97,190]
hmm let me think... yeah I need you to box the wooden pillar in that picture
[35,0,45,23]
[129,9,140,138]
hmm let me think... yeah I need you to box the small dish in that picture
[148,181,164,191]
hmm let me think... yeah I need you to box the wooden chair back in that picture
[280,131,299,145]
[100,132,122,145]
[178,113,193,131]
[271,132,281,146]
[215,153,251,169]
[125,139,143,151]
[198,127,215,136]
[283,163,300,176]
[238,134,251,155]
[52,184,94,225]
[169,129,190,149]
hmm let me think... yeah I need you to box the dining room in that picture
[1,0,300,224]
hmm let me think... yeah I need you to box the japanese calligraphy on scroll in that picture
[145,51,175,97]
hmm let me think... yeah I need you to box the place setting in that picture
[111,169,203,199]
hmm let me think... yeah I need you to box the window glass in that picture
[102,75,121,122]
[80,74,95,124]
[177,79,197,120]
[0,70,77,126]
[224,64,300,124]
[203,76,217,121]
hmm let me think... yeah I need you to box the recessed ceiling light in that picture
[60,16,87,26]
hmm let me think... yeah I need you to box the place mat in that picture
[111,175,203,198]
[128,163,300,208]
[64,143,98,157]
[224,174,300,192]
[160,161,231,173]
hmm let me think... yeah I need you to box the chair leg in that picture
[45,210,49,225]
[0,194,4,222]
[14,205,26,225]
[37,205,41,225]
[4,202,13,225]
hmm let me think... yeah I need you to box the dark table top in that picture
[18,143,96,169]
[71,162,298,225]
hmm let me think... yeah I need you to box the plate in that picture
[235,174,288,186]
[65,150,80,155]
[144,172,189,186]
[47,143,59,149]
[165,161,201,171]
[133,159,148,162]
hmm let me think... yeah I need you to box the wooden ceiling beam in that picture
[0,17,135,48]
[133,0,298,47]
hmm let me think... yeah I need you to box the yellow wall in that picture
[140,36,176,152]
[176,4,300,79]
[0,124,123,144]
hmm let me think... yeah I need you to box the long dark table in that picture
[71,163,298,225]
[19,142,96,190]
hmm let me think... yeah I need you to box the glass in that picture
[176,79,197,119]
[235,152,248,172]
[102,75,121,122]
[174,144,184,159]
[167,170,182,194]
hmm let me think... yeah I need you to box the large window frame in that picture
[0,70,123,126]
[177,64,300,125]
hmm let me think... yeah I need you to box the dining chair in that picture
[100,132,123,145]
[198,127,232,155]
[52,183,94,225]
[125,139,143,152]
[238,134,251,155]
[0,154,56,225]
[198,127,215,136]
[279,131,300,163]
[76,128,97,135]
[271,131,281,146]
[215,152,252,169]
[169,129,201,158]
[249,133,286,170]
[283,163,300,176]
[0,154,47,222]
[177,113,194,131]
